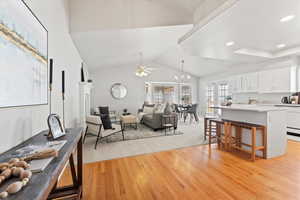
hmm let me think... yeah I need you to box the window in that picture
[206,86,214,113]
[153,86,175,104]
[180,85,192,104]
[218,84,229,104]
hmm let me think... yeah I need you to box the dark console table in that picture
[0,127,84,200]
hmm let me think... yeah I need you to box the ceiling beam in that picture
[178,0,239,44]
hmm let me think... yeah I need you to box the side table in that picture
[162,114,176,135]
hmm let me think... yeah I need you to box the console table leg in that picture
[77,136,83,199]
[69,154,78,187]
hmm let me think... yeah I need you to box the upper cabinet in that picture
[210,66,297,95]
[243,72,259,93]
[259,67,297,93]
[229,72,258,94]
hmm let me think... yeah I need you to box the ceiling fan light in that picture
[226,41,235,46]
[277,44,286,48]
[280,15,295,22]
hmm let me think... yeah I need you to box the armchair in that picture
[84,114,124,150]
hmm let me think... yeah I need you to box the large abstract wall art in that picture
[0,0,48,108]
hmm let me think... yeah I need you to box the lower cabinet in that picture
[287,110,300,135]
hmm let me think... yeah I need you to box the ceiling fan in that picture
[135,52,157,77]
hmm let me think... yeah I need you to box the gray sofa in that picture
[138,105,178,131]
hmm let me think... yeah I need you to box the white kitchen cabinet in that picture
[287,110,300,135]
[229,73,258,93]
[259,67,297,93]
[242,72,259,93]
[229,75,243,93]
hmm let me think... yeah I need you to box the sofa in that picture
[138,103,178,131]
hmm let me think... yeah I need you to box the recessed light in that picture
[226,41,235,46]
[280,15,295,22]
[277,44,286,48]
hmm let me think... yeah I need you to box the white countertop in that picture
[211,104,288,112]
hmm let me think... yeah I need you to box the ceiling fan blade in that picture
[147,67,158,71]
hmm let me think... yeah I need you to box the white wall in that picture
[90,65,199,115]
[0,0,83,153]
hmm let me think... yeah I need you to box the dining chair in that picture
[184,104,199,122]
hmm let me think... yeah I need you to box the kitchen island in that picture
[212,104,287,158]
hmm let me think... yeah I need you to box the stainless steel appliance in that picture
[281,96,291,104]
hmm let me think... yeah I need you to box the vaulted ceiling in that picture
[181,0,300,74]
[68,0,300,77]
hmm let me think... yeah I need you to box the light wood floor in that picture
[60,141,300,200]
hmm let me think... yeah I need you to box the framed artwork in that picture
[0,0,48,108]
[47,114,65,139]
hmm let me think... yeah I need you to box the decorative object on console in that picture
[0,0,48,108]
[22,148,58,162]
[62,70,66,127]
[0,158,32,199]
[49,58,53,114]
[47,114,65,139]
[111,83,127,99]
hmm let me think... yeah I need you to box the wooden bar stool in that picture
[204,116,217,140]
[231,122,267,161]
[208,119,232,150]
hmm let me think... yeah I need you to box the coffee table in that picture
[120,115,138,130]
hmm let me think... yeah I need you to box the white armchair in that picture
[84,115,102,144]
[84,115,124,149]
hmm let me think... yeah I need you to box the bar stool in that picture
[231,122,267,161]
[204,116,217,140]
[208,119,232,150]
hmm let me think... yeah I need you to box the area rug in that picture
[83,120,208,163]
[103,124,183,143]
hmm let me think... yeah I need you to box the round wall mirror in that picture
[111,83,127,99]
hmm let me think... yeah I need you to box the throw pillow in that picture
[158,103,166,113]
[100,114,112,130]
[164,102,173,115]
[142,102,155,109]
[143,106,154,114]
[153,104,160,113]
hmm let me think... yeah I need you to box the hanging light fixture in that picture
[174,60,191,81]
[135,52,149,77]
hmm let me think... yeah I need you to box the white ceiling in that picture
[70,0,300,77]
[69,0,203,32]
[161,0,205,13]
[180,0,300,75]
[71,25,193,71]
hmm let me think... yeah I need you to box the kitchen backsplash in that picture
[232,92,292,104]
